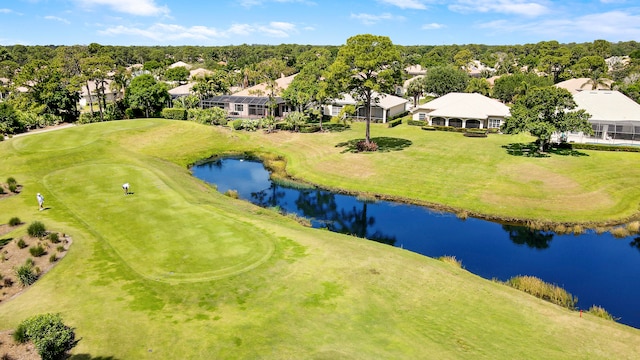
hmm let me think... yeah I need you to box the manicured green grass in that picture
[0,120,639,359]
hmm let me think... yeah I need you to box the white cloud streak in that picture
[377,0,429,10]
[45,15,71,24]
[422,22,445,30]
[99,21,299,42]
[450,0,550,17]
[350,12,405,25]
[74,0,169,16]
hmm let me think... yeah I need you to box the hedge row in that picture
[161,108,188,120]
[387,118,402,128]
[571,143,640,152]
[408,120,425,126]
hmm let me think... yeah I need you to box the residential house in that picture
[324,92,409,123]
[79,79,121,107]
[411,92,510,129]
[566,90,640,143]
[555,77,612,94]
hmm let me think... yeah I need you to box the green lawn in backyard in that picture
[0,119,639,359]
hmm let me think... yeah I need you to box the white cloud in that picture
[45,15,71,24]
[478,10,640,41]
[74,0,169,16]
[239,0,316,8]
[422,22,445,30]
[0,8,13,13]
[350,12,405,25]
[99,21,300,42]
[377,0,429,10]
[450,0,550,17]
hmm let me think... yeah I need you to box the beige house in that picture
[324,92,409,123]
[79,80,121,107]
[411,92,510,129]
[555,77,612,94]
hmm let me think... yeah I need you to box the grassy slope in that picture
[0,120,638,359]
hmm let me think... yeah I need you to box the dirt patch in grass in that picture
[0,329,39,360]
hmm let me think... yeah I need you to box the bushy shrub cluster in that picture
[387,118,402,128]
[463,129,488,137]
[188,107,227,125]
[232,119,243,130]
[299,125,320,133]
[27,221,47,238]
[407,120,425,126]
[161,108,188,120]
[8,217,21,226]
[356,140,379,152]
[29,244,46,257]
[506,275,578,310]
[15,260,38,286]
[14,313,79,360]
[49,232,60,243]
[587,305,616,321]
[7,177,18,193]
[421,126,436,131]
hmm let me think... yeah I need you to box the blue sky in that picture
[1,0,640,46]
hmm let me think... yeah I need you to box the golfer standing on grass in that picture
[37,192,44,210]
[122,182,130,195]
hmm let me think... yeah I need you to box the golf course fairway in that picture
[0,119,639,359]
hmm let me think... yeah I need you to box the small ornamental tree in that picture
[502,86,593,151]
[15,313,79,360]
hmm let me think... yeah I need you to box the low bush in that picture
[610,227,630,238]
[387,118,402,128]
[15,313,79,360]
[626,221,640,234]
[7,177,16,186]
[57,245,65,253]
[49,232,60,243]
[17,238,27,249]
[9,217,21,226]
[49,254,57,263]
[421,126,436,131]
[432,125,467,133]
[438,255,463,268]
[356,140,379,152]
[571,143,640,153]
[506,275,577,310]
[161,108,188,120]
[29,244,46,257]
[224,189,239,199]
[15,261,38,286]
[0,186,4,194]
[27,221,46,238]
[299,125,320,133]
[8,183,17,193]
[232,119,243,130]
[407,120,425,126]
[587,305,616,321]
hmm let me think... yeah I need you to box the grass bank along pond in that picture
[193,157,640,329]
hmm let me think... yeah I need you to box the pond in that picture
[192,157,640,329]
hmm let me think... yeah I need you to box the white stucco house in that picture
[566,90,640,144]
[324,92,409,123]
[411,92,510,129]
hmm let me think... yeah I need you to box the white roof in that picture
[169,61,192,69]
[233,74,297,96]
[189,68,214,78]
[333,92,408,109]
[414,92,510,119]
[168,82,195,96]
[573,90,640,122]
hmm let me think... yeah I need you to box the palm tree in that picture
[581,70,611,90]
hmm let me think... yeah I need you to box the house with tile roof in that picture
[411,92,510,129]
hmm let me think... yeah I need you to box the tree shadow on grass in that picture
[70,354,121,360]
[335,137,412,153]
[503,142,589,158]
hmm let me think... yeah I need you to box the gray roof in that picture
[203,95,284,106]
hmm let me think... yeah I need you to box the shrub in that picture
[356,140,378,152]
[438,255,463,268]
[610,226,630,238]
[407,120,425,126]
[77,112,99,124]
[57,245,65,253]
[571,143,640,153]
[463,129,488,137]
[241,119,261,131]
[15,313,79,360]
[387,118,402,128]
[421,126,436,131]
[49,254,57,263]
[161,108,188,120]
[7,177,17,186]
[9,217,21,226]
[8,183,17,193]
[506,275,577,310]
[232,119,243,130]
[17,238,27,249]
[27,221,47,238]
[48,232,60,244]
[29,244,46,257]
[587,305,616,321]
[0,186,4,194]
[15,261,37,286]
[626,221,640,234]
[299,125,320,133]
[224,189,239,199]
[13,322,29,343]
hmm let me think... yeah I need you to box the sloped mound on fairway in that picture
[44,163,274,283]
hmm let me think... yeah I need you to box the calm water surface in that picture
[192,158,640,328]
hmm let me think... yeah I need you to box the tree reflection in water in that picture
[502,225,554,249]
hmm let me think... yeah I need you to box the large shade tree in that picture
[502,86,593,151]
[125,74,169,118]
[421,65,469,97]
[325,34,401,146]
